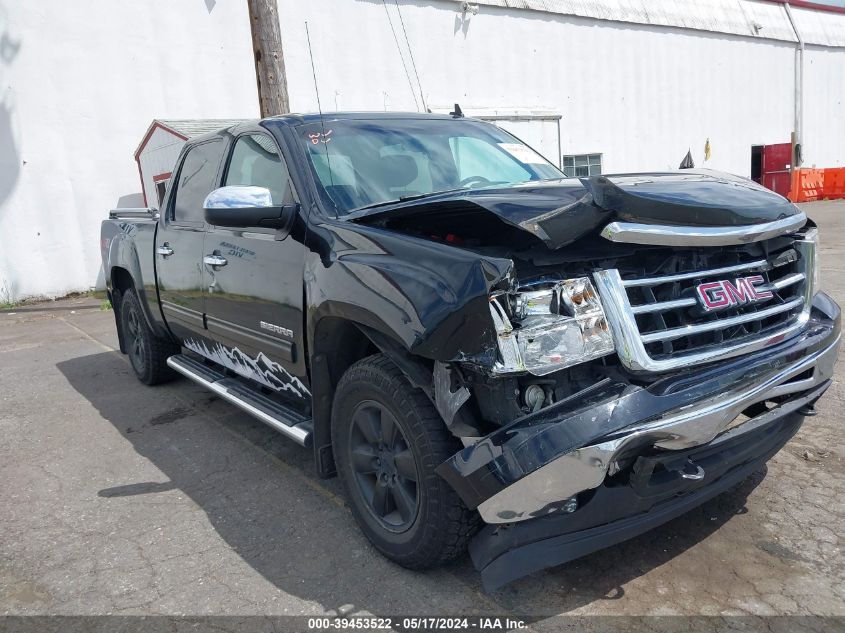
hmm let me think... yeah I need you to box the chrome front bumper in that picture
[477,332,838,523]
[438,293,841,524]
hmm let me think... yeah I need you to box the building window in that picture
[563,153,602,177]
[153,172,172,206]
[155,180,169,205]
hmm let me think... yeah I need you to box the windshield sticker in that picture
[497,143,547,165]
[307,130,333,145]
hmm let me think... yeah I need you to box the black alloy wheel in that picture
[348,400,420,532]
[118,288,179,385]
[124,297,147,376]
[331,354,479,569]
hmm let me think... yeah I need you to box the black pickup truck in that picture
[101,112,840,590]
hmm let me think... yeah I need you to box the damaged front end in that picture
[441,279,840,590]
[349,170,840,590]
[441,290,839,513]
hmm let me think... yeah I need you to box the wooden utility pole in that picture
[247,0,290,117]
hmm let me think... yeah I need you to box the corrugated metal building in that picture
[135,0,845,206]
[0,0,843,301]
[279,0,845,186]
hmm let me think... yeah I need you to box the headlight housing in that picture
[489,277,615,376]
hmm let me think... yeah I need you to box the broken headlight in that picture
[489,277,615,376]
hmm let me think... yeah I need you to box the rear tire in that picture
[331,354,479,569]
[119,288,179,385]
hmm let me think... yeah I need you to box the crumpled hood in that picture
[586,170,801,226]
[347,170,802,249]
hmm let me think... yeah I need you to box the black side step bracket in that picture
[167,354,313,447]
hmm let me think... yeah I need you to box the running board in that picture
[167,354,313,447]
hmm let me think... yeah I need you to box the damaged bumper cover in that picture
[437,293,840,586]
[470,405,813,591]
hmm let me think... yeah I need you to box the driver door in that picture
[201,132,310,401]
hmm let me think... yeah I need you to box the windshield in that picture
[298,118,563,214]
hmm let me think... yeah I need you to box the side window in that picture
[171,140,223,223]
[224,134,295,205]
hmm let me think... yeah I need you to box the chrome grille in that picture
[594,237,816,373]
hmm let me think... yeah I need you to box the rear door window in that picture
[171,140,224,223]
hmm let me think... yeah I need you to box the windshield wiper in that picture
[346,188,469,216]
[345,181,518,218]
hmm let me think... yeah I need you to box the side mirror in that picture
[203,186,298,230]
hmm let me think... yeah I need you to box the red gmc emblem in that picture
[696,275,773,312]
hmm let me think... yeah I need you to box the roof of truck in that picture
[140,112,494,157]
[157,119,250,137]
[262,111,465,126]
[138,112,471,155]
[134,119,251,158]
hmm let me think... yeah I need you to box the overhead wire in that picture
[394,0,428,112]
[382,0,420,111]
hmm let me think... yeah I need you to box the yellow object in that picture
[704,138,711,161]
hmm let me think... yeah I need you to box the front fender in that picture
[305,220,513,363]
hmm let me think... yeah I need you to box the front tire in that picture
[331,354,479,569]
[119,288,179,385]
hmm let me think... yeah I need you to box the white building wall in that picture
[279,0,842,176]
[0,1,258,303]
[803,44,845,168]
[1,0,842,302]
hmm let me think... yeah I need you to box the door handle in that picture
[203,254,228,268]
[156,244,174,257]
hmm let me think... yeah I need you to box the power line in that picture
[394,0,427,112]
[382,0,420,111]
